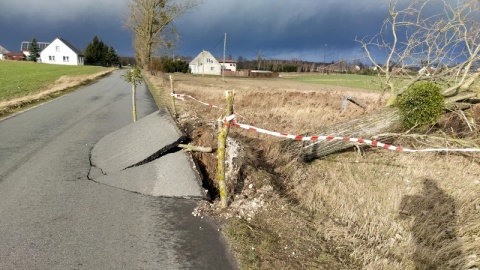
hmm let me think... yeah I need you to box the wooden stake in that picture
[216,90,234,208]
[132,73,137,122]
[178,144,212,153]
[170,75,177,118]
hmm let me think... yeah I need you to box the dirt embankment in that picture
[146,72,480,270]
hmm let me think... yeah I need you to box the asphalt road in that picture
[0,71,237,270]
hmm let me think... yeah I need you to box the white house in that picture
[189,50,221,75]
[40,38,84,65]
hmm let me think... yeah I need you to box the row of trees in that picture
[149,57,189,73]
[236,57,337,73]
[84,36,120,66]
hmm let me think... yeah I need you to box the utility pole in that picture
[257,50,262,70]
[222,33,226,81]
[323,44,327,74]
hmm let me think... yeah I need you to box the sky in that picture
[0,0,392,63]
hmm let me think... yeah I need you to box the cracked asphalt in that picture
[0,71,237,270]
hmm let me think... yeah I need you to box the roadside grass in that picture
[144,72,480,269]
[0,60,108,101]
[0,61,114,118]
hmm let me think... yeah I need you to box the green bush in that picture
[396,81,445,129]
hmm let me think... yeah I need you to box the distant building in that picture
[189,51,238,75]
[21,41,50,60]
[21,41,50,52]
[0,45,10,60]
[218,59,237,72]
[40,38,84,66]
[189,50,221,75]
[4,52,25,61]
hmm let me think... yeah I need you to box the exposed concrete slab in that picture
[93,151,205,198]
[90,109,185,175]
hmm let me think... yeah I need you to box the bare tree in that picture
[286,0,480,161]
[357,0,480,106]
[124,0,197,69]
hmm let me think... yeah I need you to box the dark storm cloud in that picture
[0,0,404,61]
[0,0,131,55]
[175,0,390,61]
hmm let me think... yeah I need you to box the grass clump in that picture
[396,81,445,129]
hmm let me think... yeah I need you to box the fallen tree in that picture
[285,0,480,161]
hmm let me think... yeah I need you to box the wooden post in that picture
[170,75,177,117]
[216,90,234,208]
[132,71,137,122]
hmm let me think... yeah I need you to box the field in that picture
[1,63,478,269]
[145,72,480,270]
[283,73,384,91]
[0,60,113,116]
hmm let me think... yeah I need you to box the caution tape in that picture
[223,114,480,153]
[171,93,223,109]
[171,93,245,119]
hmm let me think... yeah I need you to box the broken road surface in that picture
[0,71,237,269]
[89,109,204,198]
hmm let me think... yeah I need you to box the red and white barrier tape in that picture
[223,114,480,153]
[171,93,245,119]
[171,93,223,109]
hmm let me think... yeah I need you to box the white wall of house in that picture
[189,50,221,75]
[40,38,84,66]
[220,61,237,72]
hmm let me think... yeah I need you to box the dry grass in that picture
[144,72,480,270]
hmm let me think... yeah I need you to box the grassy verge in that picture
[0,61,108,101]
[0,61,114,117]
[146,72,480,269]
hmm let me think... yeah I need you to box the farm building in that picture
[4,52,25,61]
[40,38,84,66]
[220,59,237,72]
[189,50,237,75]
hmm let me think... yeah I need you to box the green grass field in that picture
[283,74,384,91]
[0,61,108,101]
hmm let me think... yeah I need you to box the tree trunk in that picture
[282,107,402,162]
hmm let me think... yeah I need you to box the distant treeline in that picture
[235,57,373,74]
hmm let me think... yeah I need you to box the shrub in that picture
[396,81,445,129]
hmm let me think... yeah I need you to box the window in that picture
[211,67,214,71]
[49,56,55,61]
[55,46,60,52]
[63,56,69,62]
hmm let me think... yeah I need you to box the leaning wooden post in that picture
[121,67,142,123]
[131,70,137,122]
[170,75,177,118]
[216,90,234,209]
